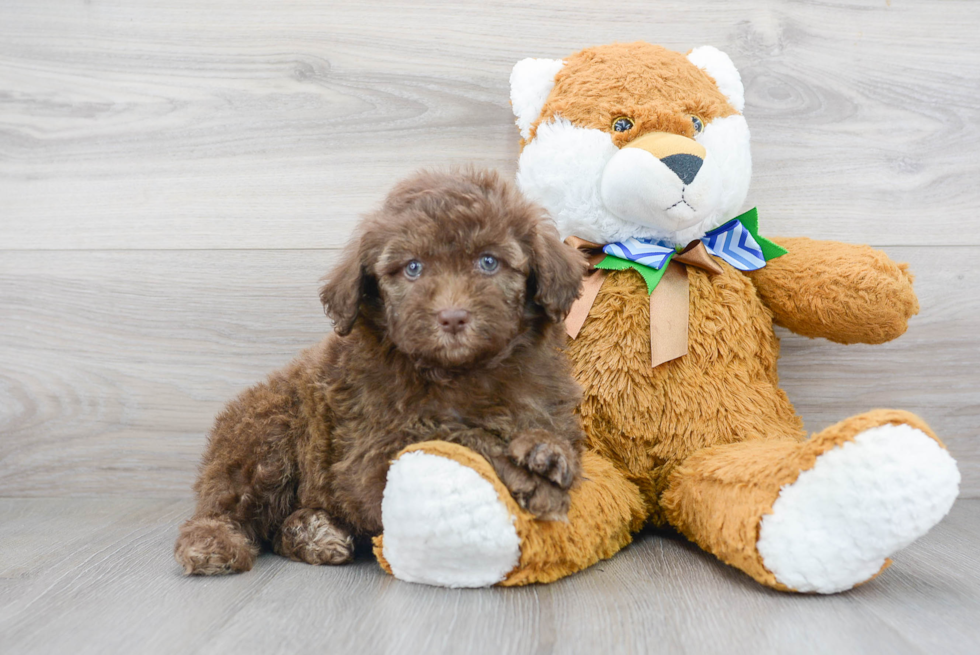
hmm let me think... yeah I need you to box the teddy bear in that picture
[371,42,961,593]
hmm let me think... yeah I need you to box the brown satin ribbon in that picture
[564,237,723,368]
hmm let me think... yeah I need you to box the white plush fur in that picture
[757,424,960,594]
[381,451,521,588]
[517,119,618,244]
[517,115,751,246]
[600,139,723,236]
[510,58,565,141]
[687,46,745,112]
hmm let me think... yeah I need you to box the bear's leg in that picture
[373,442,646,587]
[662,410,960,593]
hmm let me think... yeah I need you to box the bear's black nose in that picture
[660,153,703,185]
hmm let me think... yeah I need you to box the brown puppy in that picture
[174,168,587,575]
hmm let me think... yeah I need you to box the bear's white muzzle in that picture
[600,146,723,234]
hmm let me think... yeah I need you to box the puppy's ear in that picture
[319,240,368,336]
[529,220,586,323]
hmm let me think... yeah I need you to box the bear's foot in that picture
[757,420,959,593]
[663,410,960,593]
[379,445,522,588]
[376,442,646,587]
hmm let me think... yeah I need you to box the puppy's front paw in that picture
[492,454,571,522]
[175,516,258,575]
[508,429,579,490]
[515,476,571,522]
[275,508,353,566]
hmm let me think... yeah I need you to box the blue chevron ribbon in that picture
[702,218,766,271]
[602,238,675,270]
[596,208,787,293]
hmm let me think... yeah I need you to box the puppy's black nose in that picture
[437,308,471,334]
[660,153,703,185]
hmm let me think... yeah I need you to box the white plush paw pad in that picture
[381,452,521,588]
[758,424,960,593]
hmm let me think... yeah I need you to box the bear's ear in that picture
[687,46,744,112]
[510,58,565,140]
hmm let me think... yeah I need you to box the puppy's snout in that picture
[437,308,471,334]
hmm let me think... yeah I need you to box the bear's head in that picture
[511,42,751,247]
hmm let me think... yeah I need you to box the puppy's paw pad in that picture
[177,549,238,576]
[526,443,573,488]
[174,518,256,576]
[508,431,577,489]
[277,509,353,565]
[514,478,570,522]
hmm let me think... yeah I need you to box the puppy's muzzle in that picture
[437,308,471,335]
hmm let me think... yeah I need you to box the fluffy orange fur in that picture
[374,442,646,586]
[528,42,737,147]
[747,237,920,344]
[662,409,942,589]
[570,237,921,525]
[390,239,928,588]
[375,44,937,591]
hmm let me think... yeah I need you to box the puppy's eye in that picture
[477,254,499,274]
[404,260,423,280]
[611,117,634,133]
[691,115,704,135]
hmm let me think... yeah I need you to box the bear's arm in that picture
[745,237,919,344]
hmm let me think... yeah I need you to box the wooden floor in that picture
[0,497,977,655]
[2,1,979,653]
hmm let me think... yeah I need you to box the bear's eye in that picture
[611,117,634,133]
[477,254,499,274]
[691,115,704,135]
[404,260,423,280]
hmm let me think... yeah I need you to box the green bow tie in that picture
[594,208,788,293]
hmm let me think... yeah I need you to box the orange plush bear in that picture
[373,42,960,593]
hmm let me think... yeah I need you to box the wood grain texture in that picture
[1,0,979,248]
[1,497,978,655]
[0,3,977,650]
[0,246,976,497]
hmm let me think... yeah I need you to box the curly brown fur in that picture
[175,168,587,575]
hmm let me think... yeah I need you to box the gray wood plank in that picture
[1,0,979,249]
[0,2,977,653]
[0,249,337,496]
[849,513,980,653]
[1,498,978,655]
[0,498,291,655]
[1,246,977,497]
